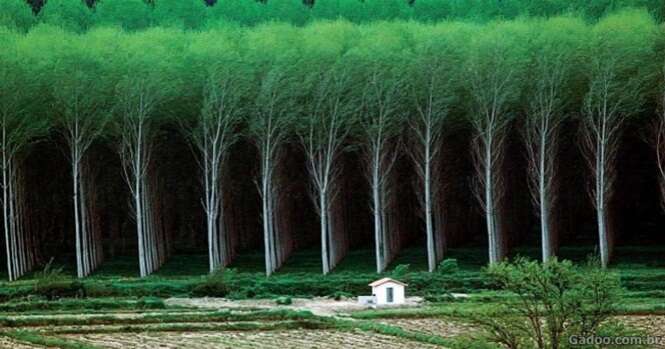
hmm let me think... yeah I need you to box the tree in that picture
[347,22,410,274]
[51,42,110,278]
[184,70,242,273]
[244,24,301,276]
[360,68,402,273]
[0,32,46,281]
[466,23,526,264]
[522,17,584,262]
[580,10,656,268]
[407,29,458,272]
[299,66,353,274]
[652,65,665,213]
[250,67,295,276]
[116,75,164,278]
[113,28,185,277]
[474,257,621,349]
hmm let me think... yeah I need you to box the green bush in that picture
[438,259,459,274]
[191,269,236,297]
[471,257,622,349]
[391,264,410,280]
[32,260,84,300]
[423,293,456,303]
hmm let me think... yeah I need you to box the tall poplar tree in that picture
[522,17,584,261]
[407,26,459,272]
[652,66,665,213]
[300,66,353,274]
[114,29,183,277]
[186,69,242,273]
[581,11,655,268]
[0,31,45,281]
[466,22,526,264]
[245,24,300,276]
[52,41,109,278]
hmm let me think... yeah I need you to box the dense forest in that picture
[0,2,664,280]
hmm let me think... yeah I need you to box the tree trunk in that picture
[371,145,383,273]
[320,191,329,275]
[424,135,436,272]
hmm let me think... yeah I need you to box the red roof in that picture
[369,277,407,287]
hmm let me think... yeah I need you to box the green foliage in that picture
[0,329,96,349]
[437,259,459,274]
[474,257,622,349]
[391,264,410,280]
[10,0,665,31]
[0,0,35,31]
[191,268,235,297]
[583,9,659,118]
[0,297,164,313]
[33,260,84,301]
[93,0,154,31]
[0,11,659,157]
[38,0,93,32]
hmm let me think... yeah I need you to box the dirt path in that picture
[165,296,424,316]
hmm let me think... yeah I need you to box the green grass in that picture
[0,309,317,327]
[0,246,663,307]
[0,330,96,349]
[0,297,165,313]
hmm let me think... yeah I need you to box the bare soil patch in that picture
[619,315,665,342]
[63,329,441,349]
[379,317,476,338]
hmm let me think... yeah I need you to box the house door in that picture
[387,287,393,303]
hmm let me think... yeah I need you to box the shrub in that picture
[471,257,621,349]
[32,260,84,300]
[191,268,236,297]
[438,259,459,274]
[275,296,292,305]
[424,293,456,303]
[391,264,410,280]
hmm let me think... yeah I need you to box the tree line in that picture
[0,9,663,279]
[3,0,665,32]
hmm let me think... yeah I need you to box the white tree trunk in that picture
[484,135,497,264]
[371,144,383,273]
[319,191,330,274]
[72,156,83,278]
[423,130,436,272]
[596,134,608,268]
[538,131,551,261]
[2,121,14,281]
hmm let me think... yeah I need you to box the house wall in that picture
[373,283,405,305]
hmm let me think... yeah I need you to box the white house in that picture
[368,277,407,306]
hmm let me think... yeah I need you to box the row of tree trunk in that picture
[2,64,665,280]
